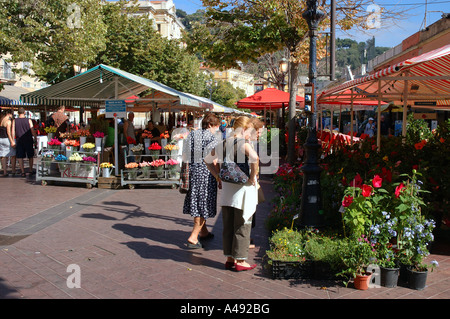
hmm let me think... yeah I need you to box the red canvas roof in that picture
[236,88,304,110]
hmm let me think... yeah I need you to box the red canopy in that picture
[236,88,304,110]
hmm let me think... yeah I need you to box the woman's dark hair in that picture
[201,113,220,130]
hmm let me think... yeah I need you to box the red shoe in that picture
[225,261,235,270]
[235,263,257,272]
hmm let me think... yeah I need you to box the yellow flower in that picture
[383,155,389,162]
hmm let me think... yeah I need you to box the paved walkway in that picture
[0,172,449,301]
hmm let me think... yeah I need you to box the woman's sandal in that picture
[186,241,202,249]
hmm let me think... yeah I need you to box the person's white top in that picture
[220,181,258,223]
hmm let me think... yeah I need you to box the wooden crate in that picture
[98,176,122,189]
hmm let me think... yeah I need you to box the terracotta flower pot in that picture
[354,273,372,290]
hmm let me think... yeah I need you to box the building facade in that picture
[130,0,185,40]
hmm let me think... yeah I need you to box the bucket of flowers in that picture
[139,161,151,178]
[130,143,144,161]
[141,130,153,153]
[80,156,97,178]
[100,162,114,178]
[166,158,180,179]
[148,142,162,160]
[76,129,91,145]
[40,150,54,175]
[69,152,83,175]
[81,142,96,155]
[150,159,165,178]
[54,154,68,173]
[47,138,62,150]
[164,144,180,158]
[125,162,139,180]
[44,126,57,139]
[93,131,105,151]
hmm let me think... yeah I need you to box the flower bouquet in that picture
[81,142,96,154]
[130,143,144,154]
[93,131,105,138]
[160,131,170,139]
[93,131,105,151]
[40,150,54,174]
[100,162,113,177]
[166,158,180,179]
[125,162,139,180]
[150,159,165,178]
[47,138,62,150]
[69,152,83,174]
[126,136,137,145]
[164,144,180,157]
[44,126,57,134]
[148,142,162,160]
[139,161,151,178]
[55,154,68,172]
[82,156,97,165]
[65,139,80,147]
[141,130,153,139]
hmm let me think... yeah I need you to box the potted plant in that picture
[337,235,376,289]
[369,212,400,288]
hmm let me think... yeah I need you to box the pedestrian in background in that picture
[182,113,221,249]
[0,110,16,177]
[12,107,36,177]
[364,117,376,138]
[204,116,260,271]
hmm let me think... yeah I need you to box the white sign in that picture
[105,100,127,118]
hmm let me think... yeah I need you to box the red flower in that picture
[372,175,382,188]
[351,173,363,188]
[362,184,372,197]
[127,137,137,145]
[381,167,392,183]
[395,183,405,198]
[342,195,354,207]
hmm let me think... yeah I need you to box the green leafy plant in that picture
[336,235,377,286]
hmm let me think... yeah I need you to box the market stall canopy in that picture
[0,85,36,107]
[318,44,450,109]
[318,89,389,111]
[20,64,207,110]
[124,91,212,112]
[236,88,305,110]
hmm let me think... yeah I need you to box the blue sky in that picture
[172,0,449,48]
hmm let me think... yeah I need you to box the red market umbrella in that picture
[236,88,304,110]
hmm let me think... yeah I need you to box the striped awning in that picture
[0,85,36,106]
[20,64,206,109]
[319,44,450,107]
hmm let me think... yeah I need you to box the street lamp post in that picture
[299,0,325,228]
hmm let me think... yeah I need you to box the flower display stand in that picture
[36,148,99,188]
[120,149,180,189]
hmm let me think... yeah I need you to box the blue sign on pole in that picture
[105,100,127,118]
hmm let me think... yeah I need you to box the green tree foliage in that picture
[1,0,107,83]
[336,37,390,73]
[93,0,208,95]
[206,80,246,109]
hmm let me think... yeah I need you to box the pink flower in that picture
[372,175,382,188]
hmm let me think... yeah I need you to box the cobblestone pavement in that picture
[0,171,449,302]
